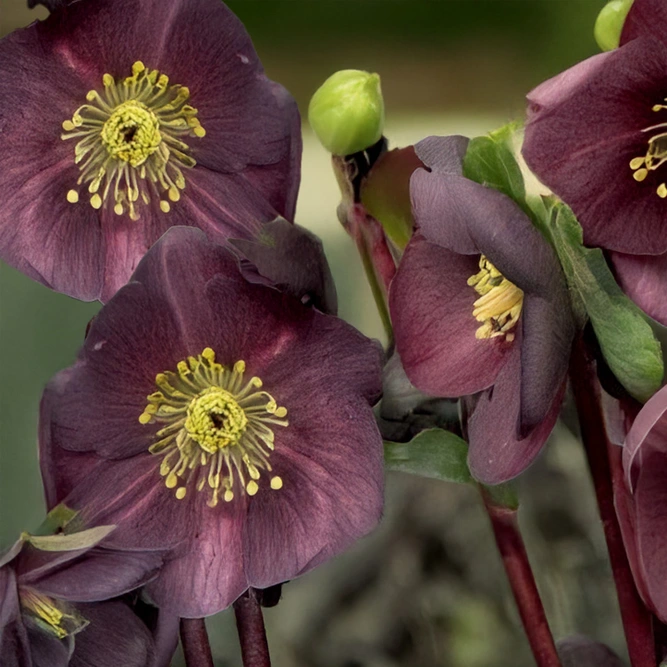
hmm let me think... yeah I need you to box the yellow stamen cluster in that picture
[20,589,80,639]
[467,256,524,341]
[630,101,667,198]
[61,61,205,220]
[140,348,288,507]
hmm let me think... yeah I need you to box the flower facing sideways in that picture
[40,227,384,618]
[389,136,575,484]
[0,0,300,301]
[522,0,667,326]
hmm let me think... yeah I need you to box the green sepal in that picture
[594,0,634,52]
[481,482,519,511]
[545,200,663,403]
[21,525,115,552]
[384,428,472,485]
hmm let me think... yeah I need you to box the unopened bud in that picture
[594,0,634,52]
[308,70,384,156]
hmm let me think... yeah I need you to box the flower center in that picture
[61,61,205,220]
[630,100,667,198]
[467,256,524,342]
[21,588,84,639]
[140,348,288,507]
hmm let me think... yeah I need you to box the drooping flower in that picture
[39,226,384,618]
[617,384,667,621]
[0,0,301,302]
[522,0,667,325]
[0,529,165,667]
[389,136,574,484]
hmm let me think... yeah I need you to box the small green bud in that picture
[308,69,385,156]
[594,0,634,52]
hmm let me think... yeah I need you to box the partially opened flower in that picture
[389,136,574,484]
[0,0,300,302]
[0,529,164,667]
[40,226,384,617]
[617,384,667,621]
[522,0,667,325]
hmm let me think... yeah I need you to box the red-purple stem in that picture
[233,588,271,667]
[569,336,655,667]
[482,492,562,667]
[180,618,214,667]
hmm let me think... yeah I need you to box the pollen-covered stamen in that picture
[61,61,205,220]
[467,256,524,342]
[140,348,288,507]
[20,588,86,639]
[630,100,667,198]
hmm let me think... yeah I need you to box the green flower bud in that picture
[594,0,634,52]
[308,70,385,156]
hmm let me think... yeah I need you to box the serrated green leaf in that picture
[550,203,663,402]
[384,428,472,484]
[22,525,115,552]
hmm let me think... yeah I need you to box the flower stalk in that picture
[234,589,271,667]
[569,335,654,667]
[179,618,215,667]
[482,489,562,667]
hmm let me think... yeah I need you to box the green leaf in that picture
[22,525,115,552]
[549,202,663,402]
[32,503,79,537]
[384,428,472,484]
[462,122,530,217]
[482,482,520,511]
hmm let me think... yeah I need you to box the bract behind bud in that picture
[594,0,634,51]
[308,70,385,156]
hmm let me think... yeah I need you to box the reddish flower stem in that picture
[569,336,654,667]
[233,588,271,667]
[482,491,562,667]
[180,618,214,667]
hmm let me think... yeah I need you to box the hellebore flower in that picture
[0,0,301,302]
[522,0,667,325]
[389,136,574,484]
[0,529,164,667]
[39,226,384,618]
[617,384,667,621]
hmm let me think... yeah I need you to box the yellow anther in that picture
[168,186,180,202]
[193,126,206,138]
[274,406,287,418]
[160,201,171,213]
[66,190,79,204]
[139,412,153,425]
[630,157,645,170]
[166,472,178,489]
[658,183,667,198]
[224,489,234,502]
[176,487,187,500]
[270,476,283,490]
[246,481,259,496]
[62,120,76,132]
[114,203,124,216]
[90,194,102,209]
[233,360,246,374]
[633,169,649,182]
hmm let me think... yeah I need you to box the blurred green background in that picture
[1,1,625,666]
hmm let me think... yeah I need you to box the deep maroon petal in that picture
[0,568,32,667]
[621,0,667,44]
[414,135,470,174]
[610,250,667,326]
[22,549,164,603]
[71,601,154,667]
[519,294,573,432]
[467,341,565,484]
[623,385,667,491]
[523,38,667,255]
[411,170,564,296]
[390,237,513,397]
[631,445,667,621]
[25,622,71,667]
[231,219,338,315]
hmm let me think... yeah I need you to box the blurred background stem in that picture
[569,336,655,667]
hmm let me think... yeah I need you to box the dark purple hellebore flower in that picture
[0,530,164,667]
[522,0,667,326]
[389,136,574,484]
[618,384,667,622]
[39,226,384,618]
[0,0,301,302]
